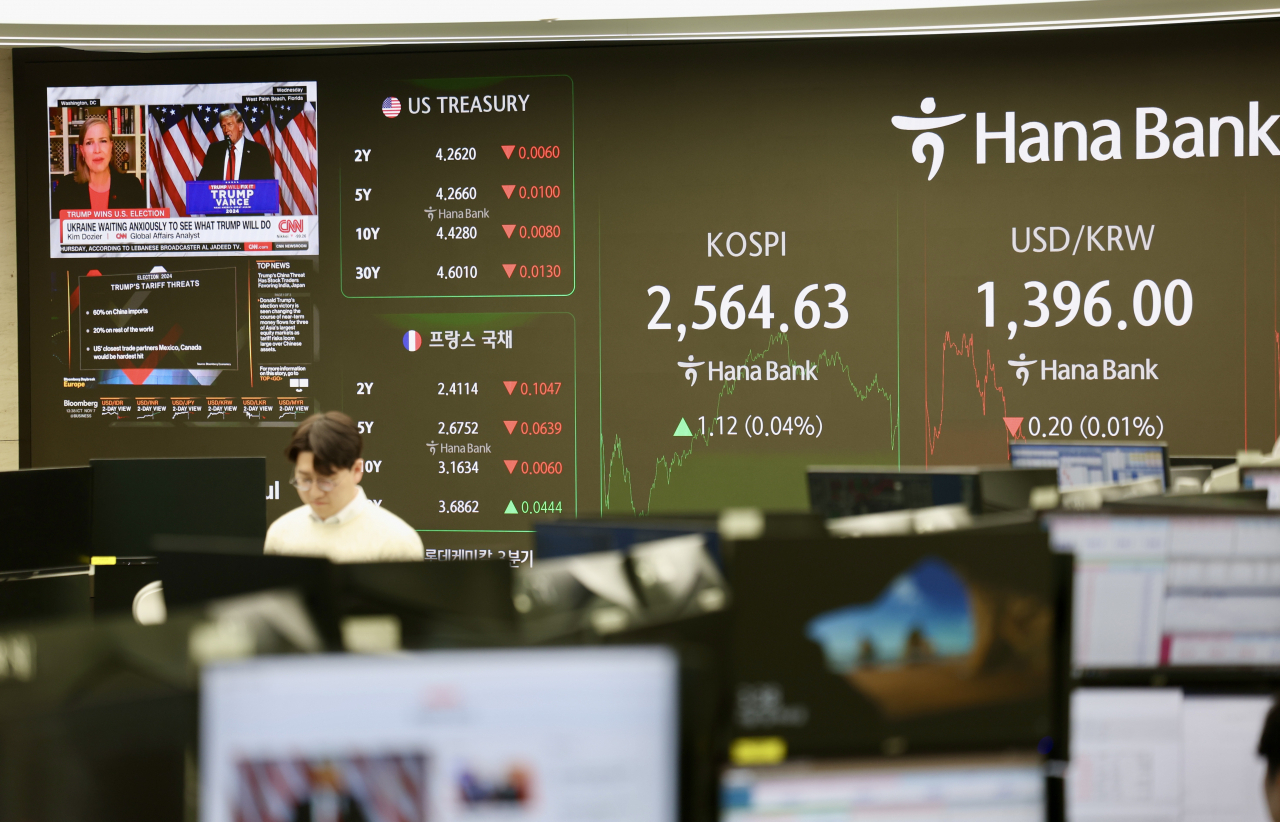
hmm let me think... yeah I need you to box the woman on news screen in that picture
[50,116,145,217]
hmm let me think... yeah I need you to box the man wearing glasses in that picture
[265,411,423,562]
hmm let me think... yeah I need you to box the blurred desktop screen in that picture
[730,533,1059,756]
[200,647,678,822]
[1049,514,1280,669]
[1070,689,1271,822]
[1009,442,1167,491]
[722,755,1045,822]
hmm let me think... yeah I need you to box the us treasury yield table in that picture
[341,76,575,298]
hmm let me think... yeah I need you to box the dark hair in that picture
[286,411,362,475]
[1259,698,1280,780]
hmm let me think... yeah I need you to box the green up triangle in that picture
[504,500,518,514]
[673,418,694,436]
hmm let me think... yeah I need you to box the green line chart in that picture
[602,331,899,516]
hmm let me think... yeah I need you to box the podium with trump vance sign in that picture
[185,180,279,216]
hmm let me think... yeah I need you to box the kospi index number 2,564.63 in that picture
[646,281,849,341]
[342,75,575,299]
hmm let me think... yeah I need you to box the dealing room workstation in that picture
[10,4,1280,820]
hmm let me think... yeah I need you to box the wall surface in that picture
[0,49,14,470]
[0,0,1278,48]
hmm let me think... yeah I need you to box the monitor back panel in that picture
[0,466,92,571]
[91,457,266,555]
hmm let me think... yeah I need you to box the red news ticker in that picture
[59,209,170,220]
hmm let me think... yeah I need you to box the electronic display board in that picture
[16,21,1280,545]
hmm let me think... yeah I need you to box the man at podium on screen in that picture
[197,107,275,181]
[265,411,423,563]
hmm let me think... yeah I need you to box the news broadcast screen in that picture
[46,81,318,256]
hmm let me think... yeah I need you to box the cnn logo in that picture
[277,219,304,233]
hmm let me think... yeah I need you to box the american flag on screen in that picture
[146,100,318,218]
[233,755,425,822]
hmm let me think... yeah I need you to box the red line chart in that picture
[924,331,1020,459]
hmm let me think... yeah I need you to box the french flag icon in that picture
[403,330,423,351]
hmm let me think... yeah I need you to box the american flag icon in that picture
[382,97,401,118]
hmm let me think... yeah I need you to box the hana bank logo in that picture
[892,97,966,181]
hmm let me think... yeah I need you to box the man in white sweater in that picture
[264,411,423,562]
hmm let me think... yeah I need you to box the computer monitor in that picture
[723,755,1045,822]
[806,466,981,517]
[1170,455,1237,470]
[807,466,1057,518]
[90,558,161,618]
[90,457,266,556]
[535,514,823,564]
[730,532,1061,757]
[1241,467,1280,509]
[335,560,517,648]
[517,534,729,642]
[1009,441,1169,491]
[1048,513,1280,670]
[0,613,199,821]
[535,517,720,561]
[1070,688,1272,821]
[978,467,1061,513]
[199,647,678,822]
[0,567,92,625]
[154,549,340,647]
[0,466,92,571]
[1105,489,1268,512]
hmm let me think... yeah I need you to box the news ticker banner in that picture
[344,311,575,532]
[47,81,318,257]
[57,209,315,255]
[339,75,574,298]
